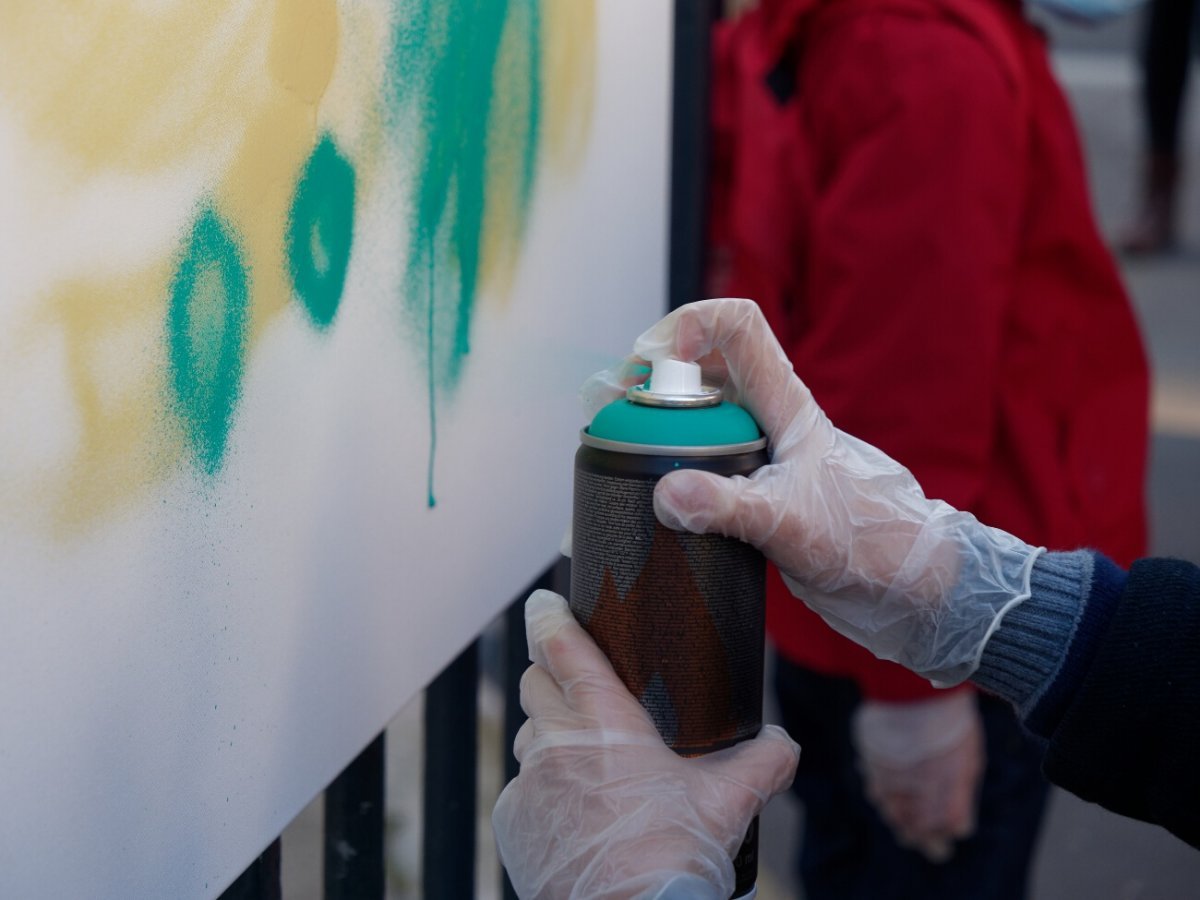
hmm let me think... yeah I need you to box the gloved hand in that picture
[852,691,985,862]
[492,590,800,900]
[588,297,1044,686]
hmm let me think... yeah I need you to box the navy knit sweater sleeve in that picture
[973,551,1200,849]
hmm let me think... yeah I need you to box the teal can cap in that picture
[587,395,762,447]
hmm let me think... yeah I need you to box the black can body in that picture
[570,440,768,898]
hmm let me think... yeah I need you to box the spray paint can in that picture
[570,358,769,899]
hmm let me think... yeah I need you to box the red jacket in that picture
[708,0,1150,701]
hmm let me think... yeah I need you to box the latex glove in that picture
[852,692,985,862]
[602,297,1044,686]
[492,590,800,900]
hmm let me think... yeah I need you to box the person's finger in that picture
[912,836,954,864]
[519,664,569,720]
[697,725,801,822]
[949,805,977,841]
[653,470,782,548]
[942,769,980,841]
[523,593,661,740]
[513,717,536,764]
[938,724,983,840]
[524,590,625,698]
[693,348,733,400]
[877,791,921,837]
[633,299,810,441]
[939,787,973,839]
[524,590,581,670]
[886,807,953,865]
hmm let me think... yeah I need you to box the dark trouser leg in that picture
[772,659,871,900]
[1143,0,1197,155]
[1122,0,1196,252]
[772,656,1050,900]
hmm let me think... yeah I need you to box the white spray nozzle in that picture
[649,358,703,396]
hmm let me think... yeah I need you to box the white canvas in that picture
[0,2,673,896]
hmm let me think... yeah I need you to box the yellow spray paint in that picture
[1,0,595,531]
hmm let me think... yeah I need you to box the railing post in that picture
[219,838,281,900]
[668,0,719,313]
[500,591,526,900]
[324,733,386,900]
[422,639,480,899]
[499,564,560,899]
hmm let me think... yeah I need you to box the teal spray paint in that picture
[570,359,769,899]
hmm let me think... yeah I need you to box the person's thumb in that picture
[654,469,780,547]
[696,725,800,836]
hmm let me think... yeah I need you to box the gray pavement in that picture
[760,12,1200,900]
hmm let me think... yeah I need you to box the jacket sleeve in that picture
[1041,558,1200,849]
[790,12,1026,701]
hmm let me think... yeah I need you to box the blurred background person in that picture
[705,0,1150,897]
[1120,0,1198,254]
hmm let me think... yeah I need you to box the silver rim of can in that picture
[626,383,723,408]
[580,429,768,457]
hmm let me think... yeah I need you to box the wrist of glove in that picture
[492,590,800,900]
[852,691,985,863]
[584,297,1045,686]
[776,491,1042,686]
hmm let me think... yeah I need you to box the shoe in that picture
[1118,152,1180,256]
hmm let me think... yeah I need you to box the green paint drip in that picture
[390,0,545,504]
[166,206,250,474]
[426,250,437,508]
[406,0,506,388]
[287,133,357,330]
